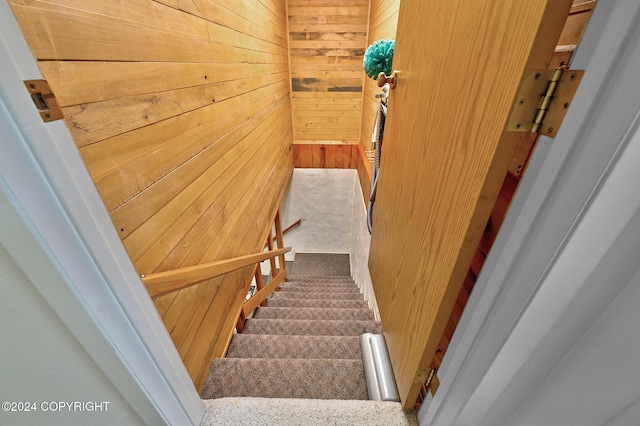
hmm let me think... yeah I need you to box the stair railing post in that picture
[274,210,286,275]
[255,263,267,307]
[235,310,246,333]
[266,228,278,278]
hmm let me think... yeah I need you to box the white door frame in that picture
[420,1,640,424]
[0,2,204,424]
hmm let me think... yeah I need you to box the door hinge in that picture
[24,80,64,122]
[415,368,440,397]
[426,368,440,397]
[414,368,429,384]
[507,68,584,138]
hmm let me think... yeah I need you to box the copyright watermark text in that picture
[2,401,110,412]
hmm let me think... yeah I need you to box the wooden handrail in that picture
[282,218,302,235]
[142,246,291,299]
[264,218,301,248]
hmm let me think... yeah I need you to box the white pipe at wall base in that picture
[360,333,400,401]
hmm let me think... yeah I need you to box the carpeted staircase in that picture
[200,253,383,400]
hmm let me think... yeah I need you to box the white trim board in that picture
[0,2,203,425]
[420,1,640,425]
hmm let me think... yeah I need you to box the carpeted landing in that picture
[200,397,418,426]
[200,253,383,401]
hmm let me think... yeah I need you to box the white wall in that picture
[275,168,380,318]
[0,244,141,426]
[279,168,357,259]
[351,176,380,320]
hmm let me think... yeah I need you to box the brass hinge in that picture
[415,368,440,397]
[414,368,429,384]
[426,368,440,397]
[24,80,63,122]
[507,68,584,138]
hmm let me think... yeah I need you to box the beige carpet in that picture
[200,397,418,426]
[291,252,351,276]
[200,272,382,400]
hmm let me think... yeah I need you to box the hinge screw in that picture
[547,127,553,134]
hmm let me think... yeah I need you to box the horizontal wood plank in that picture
[287,0,367,145]
[289,31,367,41]
[293,143,358,168]
[288,23,368,33]
[288,0,369,6]
[39,60,287,106]
[292,77,362,92]
[68,71,288,146]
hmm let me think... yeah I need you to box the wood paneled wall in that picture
[357,0,399,201]
[288,0,369,142]
[293,141,358,168]
[360,0,399,151]
[10,0,293,390]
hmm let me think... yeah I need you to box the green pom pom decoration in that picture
[363,39,395,80]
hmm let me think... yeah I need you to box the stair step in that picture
[279,281,360,290]
[287,275,355,283]
[266,298,369,309]
[243,318,383,336]
[201,358,368,400]
[254,307,374,321]
[284,278,356,285]
[271,291,364,300]
[201,398,418,425]
[226,335,362,359]
[278,284,361,294]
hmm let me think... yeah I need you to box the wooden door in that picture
[368,0,574,408]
